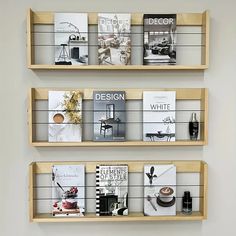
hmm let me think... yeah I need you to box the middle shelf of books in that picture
[28,88,208,147]
[29,160,208,222]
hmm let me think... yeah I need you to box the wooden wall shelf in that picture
[27,9,209,71]
[28,88,208,147]
[29,160,208,222]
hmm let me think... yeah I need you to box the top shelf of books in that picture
[27,9,209,71]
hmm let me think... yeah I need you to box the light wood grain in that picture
[200,162,208,219]
[31,10,203,26]
[200,89,208,144]
[29,163,36,222]
[33,160,203,174]
[32,211,204,222]
[28,88,34,144]
[201,10,210,67]
[31,140,206,147]
[29,161,207,222]
[27,9,34,66]
[27,9,209,70]
[28,64,208,70]
[29,88,208,147]
[32,88,205,100]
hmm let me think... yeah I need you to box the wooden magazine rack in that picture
[27,9,209,70]
[29,160,208,222]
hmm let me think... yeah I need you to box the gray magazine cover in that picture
[93,91,126,141]
[143,14,177,65]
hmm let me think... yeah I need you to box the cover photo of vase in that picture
[48,91,82,142]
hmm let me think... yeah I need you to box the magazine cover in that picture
[54,13,88,65]
[48,91,82,142]
[143,14,177,65]
[143,91,176,142]
[98,13,131,65]
[144,164,176,216]
[52,165,85,216]
[96,165,128,216]
[93,91,126,141]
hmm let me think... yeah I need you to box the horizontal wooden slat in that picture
[31,140,206,147]
[32,10,203,26]
[84,88,204,100]
[32,88,205,100]
[28,65,208,70]
[33,160,204,174]
[32,211,204,222]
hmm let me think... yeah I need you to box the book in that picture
[144,164,176,216]
[98,13,131,65]
[93,91,126,141]
[96,165,128,216]
[143,91,176,142]
[48,91,82,142]
[54,13,88,65]
[143,14,177,65]
[52,165,85,216]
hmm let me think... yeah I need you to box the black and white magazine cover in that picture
[96,165,128,216]
[143,14,177,65]
[98,14,131,65]
[144,164,176,216]
[143,91,176,142]
[93,91,126,141]
[54,13,88,65]
[52,165,85,217]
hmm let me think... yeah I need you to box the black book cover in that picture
[143,14,177,65]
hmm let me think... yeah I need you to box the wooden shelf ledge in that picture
[32,212,205,222]
[28,64,208,70]
[31,140,206,147]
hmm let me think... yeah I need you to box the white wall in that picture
[1,0,236,235]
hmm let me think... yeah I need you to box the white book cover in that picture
[98,13,131,65]
[48,91,82,142]
[52,165,85,217]
[143,91,176,141]
[54,13,88,65]
[144,164,176,216]
[96,165,128,216]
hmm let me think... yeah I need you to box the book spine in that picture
[95,165,100,216]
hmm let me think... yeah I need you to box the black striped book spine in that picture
[96,165,100,216]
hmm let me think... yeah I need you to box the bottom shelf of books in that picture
[29,160,208,222]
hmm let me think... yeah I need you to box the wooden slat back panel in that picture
[33,160,205,174]
[31,10,203,26]
[32,88,205,101]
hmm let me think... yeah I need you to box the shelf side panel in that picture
[201,10,210,67]
[199,162,208,219]
[27,9,35,66]
[200,88,208,144]
[29,163,36,222]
